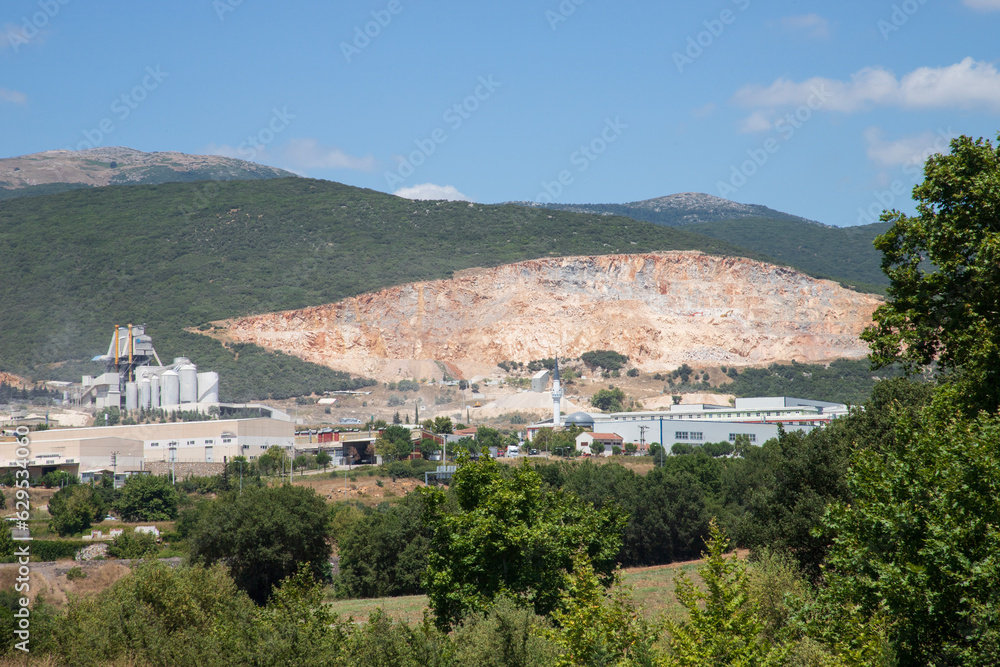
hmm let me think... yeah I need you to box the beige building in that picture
[0,418,294,476]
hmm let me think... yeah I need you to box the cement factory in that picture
[79,324,219,412]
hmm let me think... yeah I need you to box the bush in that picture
[31,540,89,561]
[66,566,87,581]
[387,394,405,407]
[626,368,639,377]
[107,530,158,559]
[581,350,629,371]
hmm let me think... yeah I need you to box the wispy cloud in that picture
[0,87,26,104]
[863,127,955,168]
[738,110,773,133]
[963,0,1000,10]
[203,138,376,174]
[734,58,1000,113]
[278,138,376,171]
[393,183,471,201]
[780,14,830,39]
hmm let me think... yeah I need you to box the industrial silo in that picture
[161,370,180,407]
[138,377,151,410]
[150,374,160,408]
[197,371,220,404]
[125,382,138,411]
[178,364,198,404]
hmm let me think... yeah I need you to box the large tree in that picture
[862,133,1000,413]
[823,397,1000,664]
[421,457,624,630]
[113,474,179,522]
[189,485,331,604]
[48,484,106,536]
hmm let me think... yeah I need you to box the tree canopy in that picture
[421,457,625,629]
[862,133,1000,413]
[189,485,331,604]
[113,474,179,522]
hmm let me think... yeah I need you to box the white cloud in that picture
[738,110,773,133]
[863,127,956,168]
[202,138,376,174]
[691,102,715,118]
[733,58,1000,113]
[278,138,376,171]
[393,183,471,202]
[780,14,830,39]
[0,87,26,104]
[964,0,1000,10]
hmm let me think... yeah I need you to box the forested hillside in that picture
[0,178,772,399]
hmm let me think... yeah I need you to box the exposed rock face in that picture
[222,252,881,379]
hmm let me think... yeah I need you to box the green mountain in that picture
[0,147,296,201]
[0,178,777,401]
[528,192,889,290]
[684,218,891,293]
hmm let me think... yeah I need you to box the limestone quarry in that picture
[219,252,881,382]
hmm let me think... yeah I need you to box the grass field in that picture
[324,557,708,625]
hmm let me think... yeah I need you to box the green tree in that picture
[48,484,106,536]
[315,450,332,471]
[546,554,661,666]
[862,133,1000,414]
[376,424,413,461]
[336,493,433,599]
[190,484,331,605]
[54,561,260,665]
[0,521,13,563]
[432,415,454,434]
[113,474,179,522]
[580,350,629,371]
[823,395,1000,664]
[664,521,788,667]
[107,529,158,559]
[590,387,626,412]
[422,457,625,630]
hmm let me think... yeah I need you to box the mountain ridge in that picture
[0,147,296,200]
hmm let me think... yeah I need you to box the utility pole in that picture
[638,425,648,455]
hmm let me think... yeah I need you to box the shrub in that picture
[107,530,158,559]
[66,566,87,581]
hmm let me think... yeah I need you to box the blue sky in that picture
[2,0,998,226]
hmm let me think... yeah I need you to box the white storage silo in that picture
[150,375,160,408]
[161,370,180,407]
[197,371,220,404]
[178,364,198,404]
[125,382,138,411]
[139,377,151,409]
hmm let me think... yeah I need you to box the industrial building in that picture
[527,396,849,451]
[78,324,220,413]
[0,417,295,479]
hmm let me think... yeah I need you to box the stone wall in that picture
[143,461,225,478]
